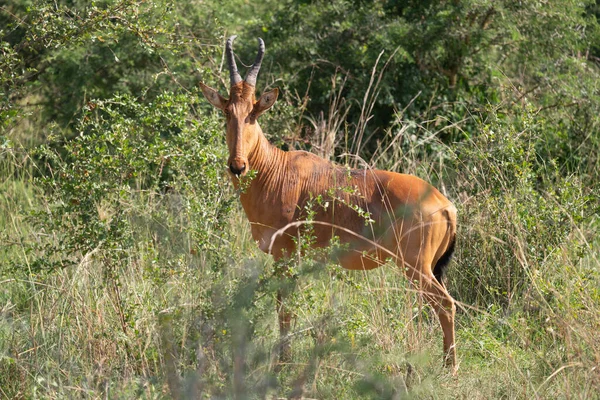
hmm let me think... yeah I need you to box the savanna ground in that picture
[1,0,600,398]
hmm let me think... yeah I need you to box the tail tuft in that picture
[433,236,456,284]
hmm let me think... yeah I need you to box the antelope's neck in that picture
[240,125,287,203]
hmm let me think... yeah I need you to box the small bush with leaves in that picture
[28,92,232,274]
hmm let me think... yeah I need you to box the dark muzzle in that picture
[229,158,247,176]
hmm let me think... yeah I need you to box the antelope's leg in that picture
[403,256,457,371]
[274,259,294,364]
[276,288,292,363]
[422,278,457,371]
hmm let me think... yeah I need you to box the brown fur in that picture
[201,78,458,371]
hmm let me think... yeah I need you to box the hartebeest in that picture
[200,36,458,370]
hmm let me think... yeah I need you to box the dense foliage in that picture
[1,0,599,398]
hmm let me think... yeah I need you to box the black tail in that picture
[433,236,456,284]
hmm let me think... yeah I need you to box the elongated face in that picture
[200,82,278,176]
[199,36,278,177]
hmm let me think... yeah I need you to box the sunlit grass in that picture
[1,104,599,398]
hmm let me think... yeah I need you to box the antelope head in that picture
[200,36,279,177]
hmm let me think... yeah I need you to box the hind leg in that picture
[404,262,457,372]
[424,279,457,370]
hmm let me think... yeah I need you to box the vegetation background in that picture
[1,0,599,398]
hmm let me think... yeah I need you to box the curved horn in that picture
[226,35,243,86]
[244,38,265,87]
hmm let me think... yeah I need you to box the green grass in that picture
[1,104,599,399]
[1,189,599,398]
[2,0,600,396]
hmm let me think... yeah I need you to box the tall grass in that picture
[1,86,599,399]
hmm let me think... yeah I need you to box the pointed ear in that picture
[200,82,227,110]
[253,88,279,116]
